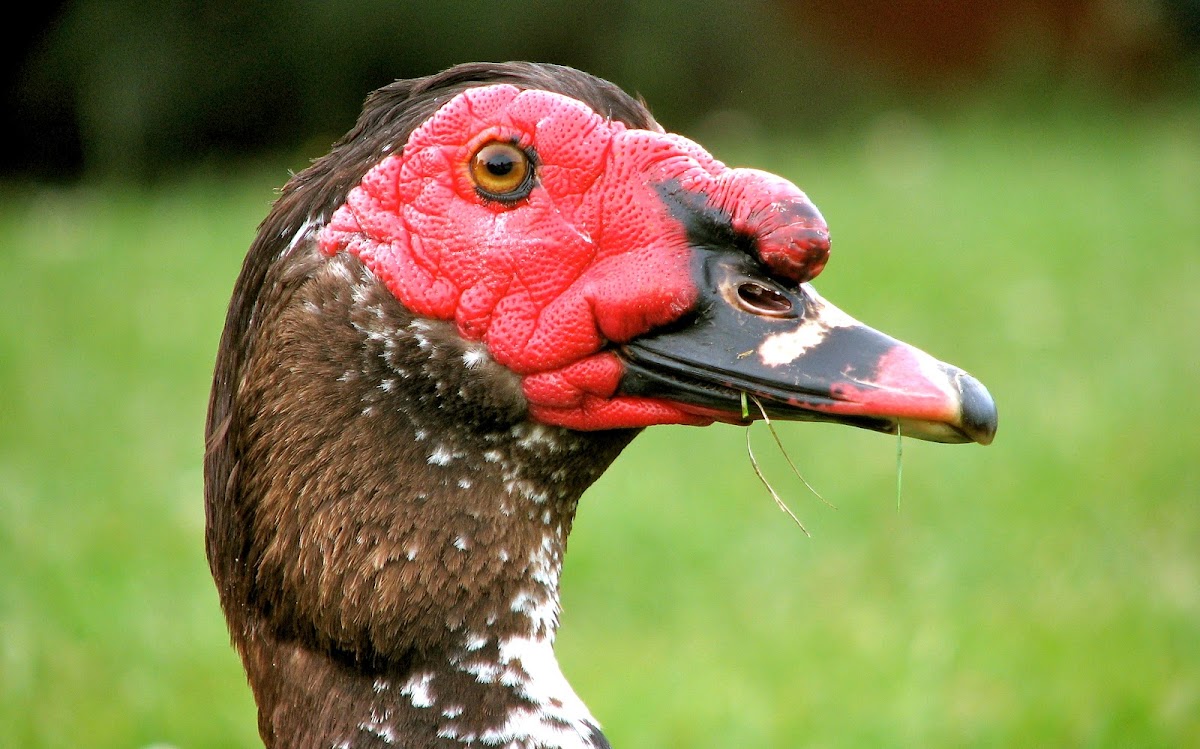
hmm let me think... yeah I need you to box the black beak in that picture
[617,249,997,445]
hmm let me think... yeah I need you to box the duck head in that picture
[315,77,995,442]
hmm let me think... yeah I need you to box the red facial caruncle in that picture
[319,84,831,430]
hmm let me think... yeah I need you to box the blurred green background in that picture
[2,1,1198,747]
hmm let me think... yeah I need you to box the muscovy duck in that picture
[205,61,996,749]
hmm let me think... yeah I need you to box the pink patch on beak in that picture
[825,345,960,424]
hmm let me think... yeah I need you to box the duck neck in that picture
[241,441,619,744]
[241,424,625,749]
[209,249,635,748]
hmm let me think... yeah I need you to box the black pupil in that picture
[486,153,515,176]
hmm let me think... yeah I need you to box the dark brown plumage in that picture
[206,63,652,749]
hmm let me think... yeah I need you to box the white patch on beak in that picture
[758,285,860,367]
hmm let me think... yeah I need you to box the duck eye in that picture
[470,142,534,202]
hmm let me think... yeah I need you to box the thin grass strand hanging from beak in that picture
[745,423,810,536]
[896,430,904,511]
[747,394,834,509]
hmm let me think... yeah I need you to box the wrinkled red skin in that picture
[320,85,829,430]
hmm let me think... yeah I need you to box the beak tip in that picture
[956,372,998,446]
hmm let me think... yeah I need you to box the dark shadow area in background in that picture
[4,0,1198,182]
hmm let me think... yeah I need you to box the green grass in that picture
[2,105,1197,748]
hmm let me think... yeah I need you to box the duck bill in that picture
[616,253,997,445]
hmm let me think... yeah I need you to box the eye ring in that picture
[469,141,535,203]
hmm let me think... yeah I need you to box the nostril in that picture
[736,282,793,315]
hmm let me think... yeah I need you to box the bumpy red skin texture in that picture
[320,85,830,430]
